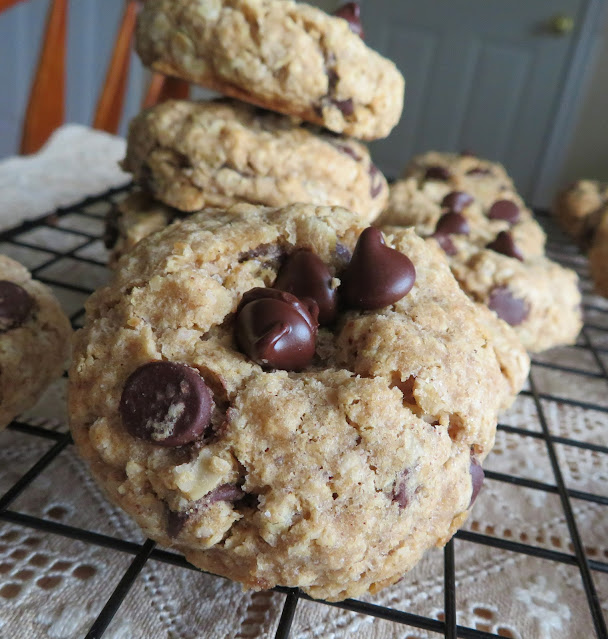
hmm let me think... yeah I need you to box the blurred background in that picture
[0,0,607,207]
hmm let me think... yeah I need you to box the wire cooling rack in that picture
[0,186,607,639]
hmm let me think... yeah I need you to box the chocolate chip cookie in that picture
[403,150,517,208]
[378,177,546,259]
[69,203,523,601]
[135,0,404,140]
[554,179,608,247]
[0,256,72,430]
[589,211,608,297]
[122,99,389,218]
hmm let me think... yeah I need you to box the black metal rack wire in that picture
[0,186,606,639]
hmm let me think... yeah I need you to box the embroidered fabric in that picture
[0,127,606,638]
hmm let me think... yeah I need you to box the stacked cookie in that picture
[71,0,531,602]
[106,0,405,264]
[554,179,608,297]
[378,151,583,352]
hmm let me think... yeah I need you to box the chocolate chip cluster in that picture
[0,280,34,332]
[235,227,416,371]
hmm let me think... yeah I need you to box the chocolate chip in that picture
[166,509,188,538]
[206,483,245,504]
[369,164,384,198]
[466,166,492,176]
[238,243,283,264]
[333,98,354,116]
[435,212,470,236]
[119,361,214,446]
[332,143,361,162]
[488,200,520,224]
[441,191,474,213]
[392,470,410,509]
[431,232,457,256]
[0,281,34,332]
[235,288,318,371]
[486,231,523,261]
[424,166,451,181]
[488,286,529,326]
[469,457,484,507]
[340,228,416,310]
[274,249,337,325]
[333,2,364,39]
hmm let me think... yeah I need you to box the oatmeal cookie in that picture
[0,256,72,430]
[378,177,546,258]
[135,0,404,140]
[70,203,518,601]
[553,179,608,247]
[589,211,608,298]
[122,99,388,218]
[403,151,517,208]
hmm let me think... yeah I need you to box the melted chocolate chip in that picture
[435,212,470,236]
[369,164,384,198]
[333,2,364,39]
[274,249,337,325]
[488,286,529,326]
[486,231,524,261]
[469,457,484,507]
[235,288,318,371]
[441,191,474,213]
[0,281,34,332]
[340,228,416,310]
[333,98,354,116]
[166,509,188,538]
[488,200,520,224]
[119,361,214,446]
[431,232,457,256]
[424,166,451,181]
[466,166,492,176]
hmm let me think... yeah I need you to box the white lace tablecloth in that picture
[0,126,607,639]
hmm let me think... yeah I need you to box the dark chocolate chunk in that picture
[424,166,451,181]
[274,249,337,325]
[235,288,318,371]
[369,164,384,198]
[441,191,474,213]
[469,457,484,507]
[333,98,354,116]
[435,212,470,236]
[392,470,410,508]
[486,231,524,261]
[166,509,189,538]
[488,200,520,224]
[119,361,214,446]
[206,483,245,504]
[488,286,529,326]
[333,2,364,39]
[466,166,492,176]
[431,232,457,256]
[332,143,361,162]
[0,280,34,332]
[340,227,416,310]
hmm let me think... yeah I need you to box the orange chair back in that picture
[0,0,190,155]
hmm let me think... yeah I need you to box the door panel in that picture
[363,0,587,200]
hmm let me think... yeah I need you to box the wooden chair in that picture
[0,0,190,155]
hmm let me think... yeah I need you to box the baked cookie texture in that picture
[554,179,608,246]
[135,0,404,140]
[122,99,388,218]
[445,237,582,353]
[70,203,522,601]
[589,212,608,297]
[105,190,181,267]
[0,256,72,430]
[403,150,516,208]
[378,177,546,259]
